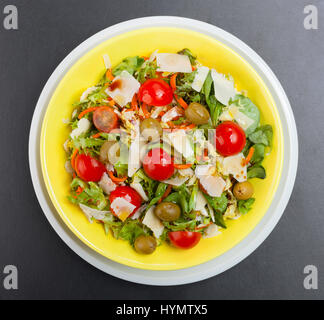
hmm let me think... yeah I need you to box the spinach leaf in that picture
[146,183,168,211]
[251,143,265,164]
[248,125,273,147]
[203,193,228,229]
[247,164,266,179]
[238,198,255,214]
[230,94,260,135]
[112,56,145,76]
[163,190,190,214]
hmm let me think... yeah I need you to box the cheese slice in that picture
[98,172,116,195]
[191,66,209,92]
[222,153,247,182]
[79,204,109,223]
[210,69,236,105]
[163,175,189,186]
[166,129,194,160]
[102,53,111,69]
[70,118,91,139]
[200,175,226,197]
[203,224,221,239]
[105,70,140,107]
[110,197,136,222]
[130,181,148,201]
[219,105,254,131]
[128,121,141,178]
[142,206,164,238]
[161,107,183,122]
[156,53,192,73]
[195,191,208,216]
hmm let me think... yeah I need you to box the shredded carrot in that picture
[91,133,101,138]
[245,146,255,165]
[195,222,213,231]
[106,69,114,81]
[71,149,78,170]
[141,103,150,118]
[174,163,193,170]
[108,99,115,107]
[192,66,196,71]
[142,56,149,61]
[76,186,83,195]
[179,123,195,130]
[170,73,178,91]
[175,95,188,109]
[131,94,139,112]
[158,184,172,204]
[78,107,100,119]
[108,171,128,183]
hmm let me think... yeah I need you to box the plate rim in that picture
[29,16,298,285]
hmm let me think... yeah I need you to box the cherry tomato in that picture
[93,106,118,133]
[169,231,202,249]
[75,154,106,182]
[215,121,246,156]
[138,79,173,106]
[143,148,174,181]
[109,186,142,218]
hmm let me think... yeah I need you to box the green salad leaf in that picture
[112,56,145,76]
[177,48,197,64]
[248,125,273,147]
[203,193,228,228]
[238,198,255,214]
[247,164,266,179]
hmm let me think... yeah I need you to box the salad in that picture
[64,49,273,254]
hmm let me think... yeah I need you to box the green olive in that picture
[99,141,120,164]
[140,118,163,142]
[185,102,210,125]
[134,235,157,254]
[154,202,181,222]
[233,181,254,200]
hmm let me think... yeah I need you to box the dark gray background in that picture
[0,0,323,300]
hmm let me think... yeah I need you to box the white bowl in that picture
[29,16,298,285]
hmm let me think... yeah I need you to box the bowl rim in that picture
[29,16,298,285]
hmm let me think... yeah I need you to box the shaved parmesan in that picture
[165,130,194,160]
[110,197,136,222]
[142,206,164,238]
[222,153,247,182]
[178,167,194,177]
[130,181,148,201]
[161,107,183,122]
[156,53,192,73]
[211,69,236,105]
[148,50,158,62]
[219,105,254,131]
[128,121,141,178]
[151,106,164,119]
[103,54,111,69]
[80,86,97,101]
[191,66,209,92]
[163,175,189,186]
[98,172,116,195]
[195,191,208,216]
[195,165,215,178]
[203,224,221,239]
[70,118,91,139]
[131,204,147,220]
[105,70,140,107]
[200,175,226,197]
[64,160,73,175]
[79,204,109,223]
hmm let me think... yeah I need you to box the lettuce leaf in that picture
[112,56,145,76]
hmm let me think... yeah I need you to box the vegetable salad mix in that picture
[64,49,273,254]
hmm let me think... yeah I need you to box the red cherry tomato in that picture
[93,106,118,133]
[109,186,142,218]
[75,154,106,182]
[138,79,173,106]
[169,231,202,249]
[215,121,246,156]
[143,148,174,181]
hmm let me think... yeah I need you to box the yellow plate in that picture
[40,27,283,271]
